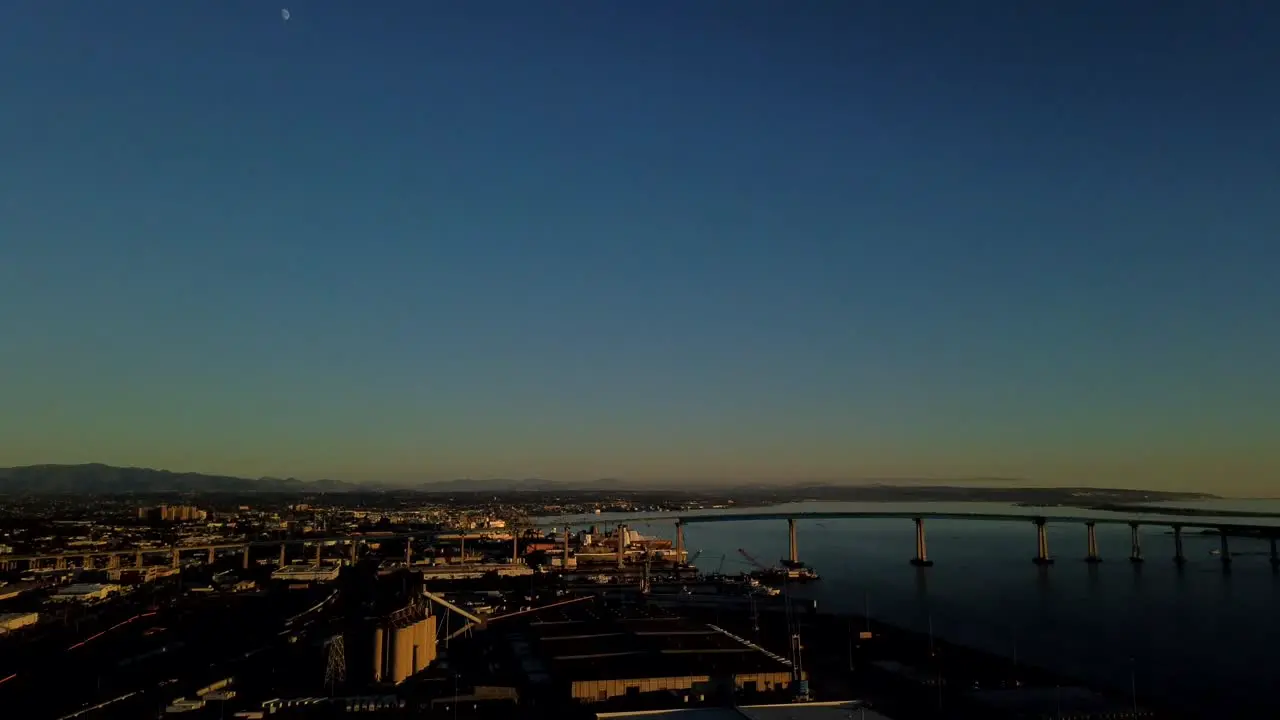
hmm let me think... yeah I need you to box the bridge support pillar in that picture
[1085,522,1102,563]
[910,518,933,566]
[512,533,519,564]
[171,549,180,568]
[135,550,144,567]
[564,527,571,568]
[350,541,358,563]
[1219,531,1232,566]
[1129,523,1144,563]
[405,540,413,566]
[315,543,322,565]
[242,545,251,569]
[1172,526,1186,565]
[617,525,626,568]
[279,544,286,566]
[207,547,216,565]
[1270,537,1279,571]
[1032,519,1054,565]
[787,518,799,566]
[676,521,685,566]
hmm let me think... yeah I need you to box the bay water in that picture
[547,500,1280,715]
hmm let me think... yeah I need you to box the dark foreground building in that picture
[509,603,803,708]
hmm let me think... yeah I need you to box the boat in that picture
[748,565,820,584]
[735,548,821,585]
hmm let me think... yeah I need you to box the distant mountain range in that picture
[0,464,358,494]
[0,464,1219,503]
[0,464,597,494]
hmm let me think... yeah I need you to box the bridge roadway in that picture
[7,510,1279,570]
[543,509,1280,568]
[590,510,1280,532]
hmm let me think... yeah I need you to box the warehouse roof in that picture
[515,604,794,683]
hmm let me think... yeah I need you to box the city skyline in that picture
[3,3,1278,494]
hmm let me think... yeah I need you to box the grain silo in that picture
[352,601,436,685]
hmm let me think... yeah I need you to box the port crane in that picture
[737,548,769,571]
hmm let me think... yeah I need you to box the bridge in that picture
[7,510,1278,575]
[0,528,524,574]
[547,510,1280,570]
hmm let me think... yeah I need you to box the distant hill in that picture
[416,477,574,492]
[0,463,355,494]
[0,464,1220,503]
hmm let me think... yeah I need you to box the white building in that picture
[53,583,121,602]
[0,612,38,633]
[270,563,340,583]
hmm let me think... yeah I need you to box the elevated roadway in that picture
[540,509,1280,570]
[0,528,475,572]
[8,510,1278,573]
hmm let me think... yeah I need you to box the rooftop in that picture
[57,583,117,594]
[595,701,889,719]
[969,685,1140,714]
[269,564,340,580]
[740,702,896,720]
[516,602,796,683]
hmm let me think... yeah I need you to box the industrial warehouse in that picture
[513,604,802,705]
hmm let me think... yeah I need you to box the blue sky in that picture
[2,2,1277,492]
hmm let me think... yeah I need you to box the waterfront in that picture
[547,500,1280,717]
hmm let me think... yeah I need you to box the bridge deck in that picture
[540,510,1280,535]
[8,512,1278,565]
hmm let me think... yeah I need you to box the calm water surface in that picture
[544,501,1280,716]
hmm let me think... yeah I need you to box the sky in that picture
[1,2,1277,494]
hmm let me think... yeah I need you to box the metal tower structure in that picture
[324,634,346,693]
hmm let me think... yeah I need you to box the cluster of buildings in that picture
[137,504,207,523]
[567,524,684,568]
